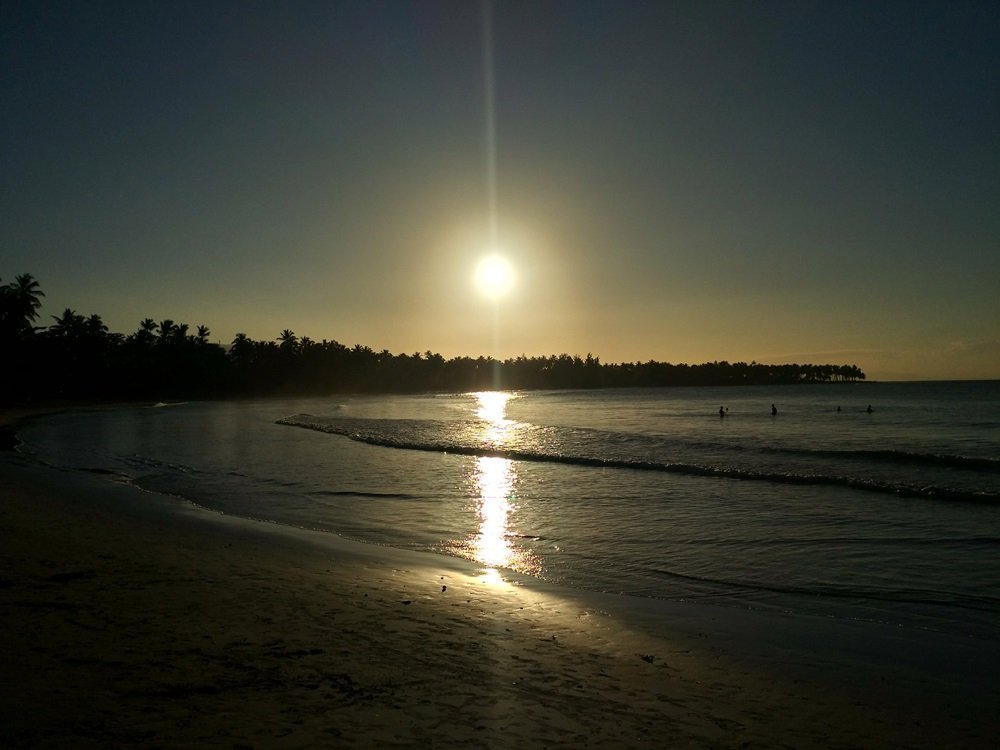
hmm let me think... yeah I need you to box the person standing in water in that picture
[866,404,873,413]
[771,403,778,416]
[719,406,726,418]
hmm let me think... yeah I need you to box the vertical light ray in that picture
[482,0,498,248]
[481,1,503,389]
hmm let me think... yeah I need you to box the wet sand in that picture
[2,412,998,748]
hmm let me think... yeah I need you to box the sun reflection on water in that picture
[475,390,515,449]
[472,454,517,568]
[475,390,512,423]
[462,391,541,578]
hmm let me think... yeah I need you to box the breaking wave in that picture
[278,414,999,505]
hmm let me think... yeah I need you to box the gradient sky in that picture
[2,1,998,381]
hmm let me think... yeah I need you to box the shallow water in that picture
[18,381,1000,640]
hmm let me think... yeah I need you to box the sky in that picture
[2,0,998,381]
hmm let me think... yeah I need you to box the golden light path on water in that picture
[465,391,540,579]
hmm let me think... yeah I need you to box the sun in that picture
[474,254,515,300]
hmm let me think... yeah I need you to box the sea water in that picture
[16,381,1000,641]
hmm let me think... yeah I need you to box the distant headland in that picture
[2,273,864,404]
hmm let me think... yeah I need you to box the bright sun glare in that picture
[474,254,515,300]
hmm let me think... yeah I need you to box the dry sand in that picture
[2,410,998,749]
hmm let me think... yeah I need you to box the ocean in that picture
[16,381,1000,641]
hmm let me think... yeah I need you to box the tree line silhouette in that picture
[1,273,865,404]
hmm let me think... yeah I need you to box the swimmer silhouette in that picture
[866,404,873,413]
[771,404,777,416]
[719,406,725,418]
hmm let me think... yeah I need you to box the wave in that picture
[307,489,425,501]
[647,565,1000,614]
[760,445,1000,473]
[678,535,1000,548]
[278,414,1000,504]
[684,438,999,472]
[120,454,205,476]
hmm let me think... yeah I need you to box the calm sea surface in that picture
[17,381,1000,640]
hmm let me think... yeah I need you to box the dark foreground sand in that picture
[2,415,998,748]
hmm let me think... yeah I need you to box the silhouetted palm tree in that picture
[278,329,298,353]
[131,318,157,349]
[230,332,253,363]
[13,273,45,324]
[86,314,108,338]
[0,273,45,338]
[157,320,175,342]
[49,308,85,338]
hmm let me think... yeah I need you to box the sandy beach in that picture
[2,411,998,749]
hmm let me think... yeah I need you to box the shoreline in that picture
[3,451,998,747]
[0,401,154,450]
